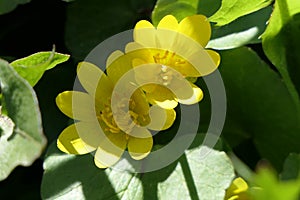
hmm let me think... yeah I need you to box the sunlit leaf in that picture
[10,51,70,86]
[209,0,273,26]
[0,59,47,181]
[41,142,234,199]
[262,0,300,108]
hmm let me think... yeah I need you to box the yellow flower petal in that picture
[125,42,144,53]
[185,48,219,77]
[77,62,114,110]
[156,15,179,49]
[77,62,101,94]
[57,123,95,155]
[178,83,203,105]
[56,91,96,121]
[167,72,194,100]
[131,88,150,116]
[134,20,157,48]
[206,49,221,66]
[225,177,249,200]
[145,86,178,109]
[157,15,179,30]
[133,63,161,93]
[178,15,211,47]
[128,129,153,160]
[147,105,176,131]
[135,19,154,29]
[106,52,132,84]
[73,121,105,148]
[106,50,124,68]
[94,132,127,168]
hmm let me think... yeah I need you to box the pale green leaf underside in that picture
[0,59,47,181]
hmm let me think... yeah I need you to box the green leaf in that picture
[41,143,234,199]
[10,51,70,86]
[65,0,155,60]
[219,47,300,170]
[281,153,300,181]
[209,0,273,26]
[0,59,47,181]
[262,0,300,109]
[250,168,300,200]
[0,0,30,15]
[207,6,272,50]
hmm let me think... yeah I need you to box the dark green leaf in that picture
[262,0,300,108]
[41,142,234,199]
[0,59,47,181]
[209,0,273,26]
[281,153,300,181]
[10,51,70,86]
[219,47,300,170]
[0,0,30,15]
[65,0,155,60]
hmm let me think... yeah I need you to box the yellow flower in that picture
[55,60,176,168]
[126,15,221,109]
[225,177,250,200]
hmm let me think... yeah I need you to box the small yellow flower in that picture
[126,15,221,109]
[56,60,176,168]
[225,177,250,200]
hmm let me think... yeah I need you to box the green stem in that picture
[180,154,200,200]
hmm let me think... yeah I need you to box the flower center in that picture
[98,98,141,134]
[153,50,186,68]
[152,50,187,86]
